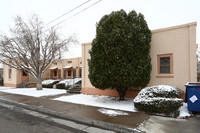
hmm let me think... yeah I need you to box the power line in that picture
[43,0,102,32]
[44,0,91,27]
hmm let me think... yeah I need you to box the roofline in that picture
[61,57,82,60]
[82,22,197,43]
[152,22,197,33]
[82,42,92,46]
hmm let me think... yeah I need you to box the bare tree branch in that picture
[0,14,77,90]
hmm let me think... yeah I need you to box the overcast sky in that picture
[0,0,199,58]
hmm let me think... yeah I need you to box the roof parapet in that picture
[152,22,197,33]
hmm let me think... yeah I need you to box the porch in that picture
[49,66,82,80]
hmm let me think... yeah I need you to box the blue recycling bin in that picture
[185,82,200,112]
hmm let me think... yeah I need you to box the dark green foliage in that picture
[134,98,183,117]
[134,85,183,117]
[42,80,60,88]
[65,85,71,90]
[88,9,152,100]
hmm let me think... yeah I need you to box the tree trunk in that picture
[117,87,127,101]
[36,77,42,90]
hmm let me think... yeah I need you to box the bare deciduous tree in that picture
[0,15,77,90]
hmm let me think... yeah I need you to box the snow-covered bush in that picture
[56,79,70,89]
[65,78,82,89]
[55,78,82,89]
[42,79,60,88]
[134,85,183,117]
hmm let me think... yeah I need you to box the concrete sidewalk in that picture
[1,92,200,133]
[0,92,149,133]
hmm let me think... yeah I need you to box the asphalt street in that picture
[0,102,115,133]
[0,105,86,133]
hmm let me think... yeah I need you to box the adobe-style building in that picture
[3,57,82,87]
[49,57,82,80]
[82,22,197,98]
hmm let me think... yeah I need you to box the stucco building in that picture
[3,57,82,87]
[82,22,197,98]
[49,57,82,80]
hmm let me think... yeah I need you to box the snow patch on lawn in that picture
[0,87,15,90]
[0,88,66,97]
[98,108,129,116]
[54,94,192,118]
[54,94,137,112]
[178,103,192,118]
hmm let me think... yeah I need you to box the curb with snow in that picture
[0,97,142,133]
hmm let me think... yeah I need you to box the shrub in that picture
[42,80,60,88]
[65,78,82,90]
[134,85,183,117]
[56,79,71,89]
[88,9,152,100]
[56,82,66,89]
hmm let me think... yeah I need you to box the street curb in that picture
[0,98,144,133]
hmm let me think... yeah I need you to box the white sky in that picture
[0,0,200,58]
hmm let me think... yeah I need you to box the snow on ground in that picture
[98,108,129,116]
[0,87,66,97]
[0,87,192,118]
[54,94,192,118]
[54,94,137,112]
[0,87,15,90]
[178,103,192,118]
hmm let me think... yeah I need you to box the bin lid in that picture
[185,82,200,87]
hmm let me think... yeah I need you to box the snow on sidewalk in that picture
[98,108,129,116]
[0,87,66,97]
[54,94,192,118]
[178,103,192,118]
[54,94,137,112]
[0,87,192,118]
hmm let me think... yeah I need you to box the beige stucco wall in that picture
[3,64,22,86]
[82,22,197,92]
[148,22,197,91]
[82,42,93,88]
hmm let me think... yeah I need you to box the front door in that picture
[21,70,29,82]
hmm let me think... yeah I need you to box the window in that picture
[68,70,71,76]
[64,70,66,79]
[79,69,82,77]
[157,54,173,77]
[73,70,76,78]
[23,70,28,76]
[54,71,57,76]
[8,68,12,79]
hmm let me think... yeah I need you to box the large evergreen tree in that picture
[88,9,152,100]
